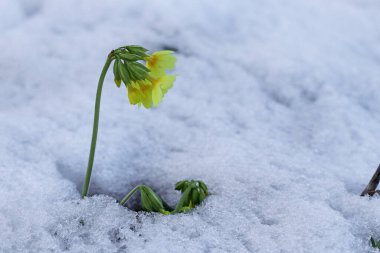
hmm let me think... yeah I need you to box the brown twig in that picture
[361,164,380,196]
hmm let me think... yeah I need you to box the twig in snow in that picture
[361,164,380,197]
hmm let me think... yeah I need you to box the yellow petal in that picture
[141,95,153,108]
[152,81,163,106]
[127,86,141,105]
[161,75,176,94]
[146,51,176,77]
[139,85,153,108]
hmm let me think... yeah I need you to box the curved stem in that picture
[82,56,113,198]
[120,185,142,206]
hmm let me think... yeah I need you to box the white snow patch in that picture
[1,0,380,252]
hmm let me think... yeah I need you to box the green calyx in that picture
[120,180,209,215]
[113,59,122,87]
[109,45,151,88]
[140,185,169,214]
[124,45,149,58]
[173,180,208,213]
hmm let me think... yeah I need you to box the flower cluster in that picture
[119,180,208,214]
[139,185,170,214]
[173,180,208,213]
[112,46,176,108]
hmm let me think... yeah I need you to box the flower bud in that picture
[118,61,131,86]
[119,52,142,61]
[175,180,189,192]
[125,45,149,58]
[113,59,122,87]
[139,186,166,214]
[173,180,209,213]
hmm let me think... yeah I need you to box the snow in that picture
[1,0,380,252]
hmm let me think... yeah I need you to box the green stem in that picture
[120,185,142,206]
[82,56,113,198]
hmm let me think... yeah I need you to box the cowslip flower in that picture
[128,74,176,108]
[124,50,176,108]
[119,181,208,215]
[81,44,209,215]
[82,45,176,197]
[146,50,176,77]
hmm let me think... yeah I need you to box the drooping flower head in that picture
[173,180,208,213]
[111,45,176,108]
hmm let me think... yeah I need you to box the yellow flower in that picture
[114,47,176,108]
[128,84,152,109]
[146,50,176,77]
[129,79,151,89]
[127,74,176,108]
[151,75,176,106]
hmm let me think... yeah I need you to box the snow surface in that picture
[1,0,380,252]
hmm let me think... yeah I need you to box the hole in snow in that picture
[55,160,178,211]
